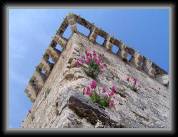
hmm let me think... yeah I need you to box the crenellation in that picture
[125,47,135,55]
[39,59,51,76]
[22,27,169,128]
[23,12,169,122]
[33,70,45,85]
[43,53,49,61]
[53,35,67,48]
[56,17,68,36]
[152,62,168,76]
[119,43,128,61]
[29,76,42,95]
[89,26,98,43]
[110,38,122,55]
[66,13,167,78]
[67,13,77,25]
[105,35,112,51]
[110,37,122,48]
[67,13,77,33]
[96,27,108,39]
[130,51,143,68]
[46,46,60,63]
[50,39,57,48]
[155,74,169,86]
[76,15,93,30]
[142,57,154,77]
[25,83,37,102]
[51,45,62,56]
[42,53,55,72]
[88,27,108,46]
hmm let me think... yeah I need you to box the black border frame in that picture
[1,0,176,135]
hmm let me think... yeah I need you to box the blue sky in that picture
[8,8,169,128]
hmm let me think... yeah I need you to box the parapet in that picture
[24,13,169,102]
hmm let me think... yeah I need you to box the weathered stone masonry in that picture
[22,13,170,128]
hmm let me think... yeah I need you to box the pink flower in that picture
[104,91,112,97]
[105,92,110,97]
[93,50,97,57]
[99,63,107,70]
[94,57,100,65]
[102,86,108,93]
[108,90,115,96]
[90,80,97,89]
[85,56,91,64]
[103,85,116,97]
[132,78,136,85]
[111,85,116,93]
[109,100,115,108]
[99,63,104,70]
[88,53,92,58]
[103,63,107,68]
[75,59,83,67]
[102,86,112,97]
[92,52,102,65]
[126,76,130,81]
[134,78,138,85]
[83,86,92,96]
[92,51,97,58]
[129,77,135,85]
[136,80,140,87]
[81,55,85,60]
[85,49,92,58]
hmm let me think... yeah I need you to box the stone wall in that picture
[21,33,170,128]
[24,13,169,104]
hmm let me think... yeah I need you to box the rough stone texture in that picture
[68,93,125,128]
[22,14,170,128]
[21,33,170,128]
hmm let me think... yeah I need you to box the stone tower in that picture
[21,13,169,128]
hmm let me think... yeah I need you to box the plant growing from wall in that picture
[83,80,116,109]
[75,48,107,79]
[126,76,140,92]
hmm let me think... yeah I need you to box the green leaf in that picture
[90,91,100,103]
[90,95,96,102]
[84,59,101,79]
[99,98,108,107]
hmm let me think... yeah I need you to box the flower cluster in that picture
[83,80,116,108]
[76,48,107,79]
[126,75,140,91]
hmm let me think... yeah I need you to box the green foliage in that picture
[90,91,109,108]
[99,98,108,107]
[85,60,100,79]
[76,49,106,79]
[90,91,100,103]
